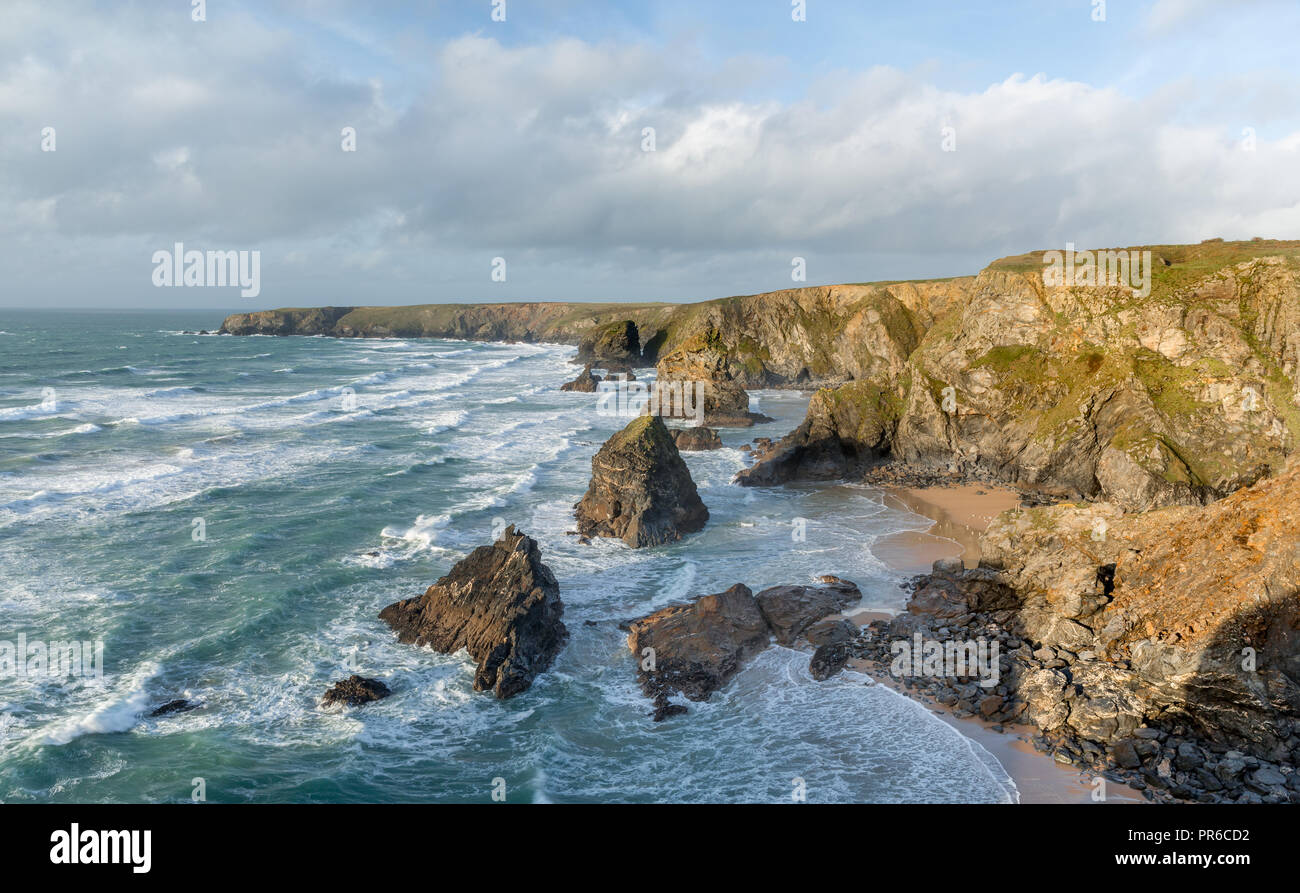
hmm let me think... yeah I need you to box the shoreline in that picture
[858,483,1144,804]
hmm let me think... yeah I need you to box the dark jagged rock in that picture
[809,642,852,681]
[575,415,708,547]
[321,676,391,707]
[754,583,861,646]
[804,617,858,647]
[852,463,1300,802]
[150,699,199,717]
[626,577,865,715]
[735,381,893,486]
[671,426,723,451]
[560,364,601,393]
[379,526,567,699]
[627,584,770,705]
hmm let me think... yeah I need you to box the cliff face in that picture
[218,278,976,386]
[648,280,974,388]
[741,241,1300,511]
[891,251,1300,509]
[220,301,678,353]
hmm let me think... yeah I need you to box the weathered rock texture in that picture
[575,415,708,547]
[560,364,601,393]
[671,426,723,451]
[626,578,862,718]
[858,462,1300,801]
[735,381,894,485]
[379,526,567,699]
[741,241,1300,510]
[654,329,773,427]
[321,675,392,707]
[576,320,641,367]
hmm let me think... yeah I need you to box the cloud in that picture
[0,2,1298,306]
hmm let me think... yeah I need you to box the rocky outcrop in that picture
[575,415,708,547]
[626,578,863,718]
[628,584,770,709]
[654,329,774,427]
[576,320,640,368]
[150,699,200,717]
[379,526,567,699]
[735,381,894,485]
[734,241,1300,510]
[560,364,601,393]
[671,426,723,451]
[321,676,391,707]
[889,247,1300,510]
[856,461,1300,802]
[754,581,861,646]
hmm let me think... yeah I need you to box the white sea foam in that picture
[35,662,161,747]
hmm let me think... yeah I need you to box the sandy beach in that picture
[874,483,1024,571]
[858,484,1144,804]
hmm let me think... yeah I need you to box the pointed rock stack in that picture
[379,526,567,699]
[575,415,708,548]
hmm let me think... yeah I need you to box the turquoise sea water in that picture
[0,310,1016,803]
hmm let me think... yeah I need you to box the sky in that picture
[2,0,1299,309]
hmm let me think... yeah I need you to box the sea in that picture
[0,309,1016,803]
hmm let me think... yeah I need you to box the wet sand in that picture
[859,483,1144,804]
[875,483,1024,570]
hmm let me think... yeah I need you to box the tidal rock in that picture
[321,675,391,707]
[671,426,723,451]
[379,525,567,698]
[626,584,770,702]
[560,363,602,393]
[809,642,852,681]
[575,415,708,547]
[804,617,858,647]
[150,699,199,717]
[754,582,861,646]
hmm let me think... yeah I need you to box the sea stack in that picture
[561,363,602,392]
[575,414,709,548]
[654,329,771,427]
[379,526,567,699]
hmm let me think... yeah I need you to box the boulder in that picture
[321,676,391,707]
[809,642,852,681]
[626,584,770,704]
[671,426,723,451]
[379,526,567,699]
[575,415,709,547]
[754,582,861,646]
[150,699,200,717]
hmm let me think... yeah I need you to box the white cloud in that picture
[0,4,1297,306]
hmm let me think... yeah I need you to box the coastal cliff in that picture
[230,239,1300,788]
[741,240,1300,511]
[218,278,975,380]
